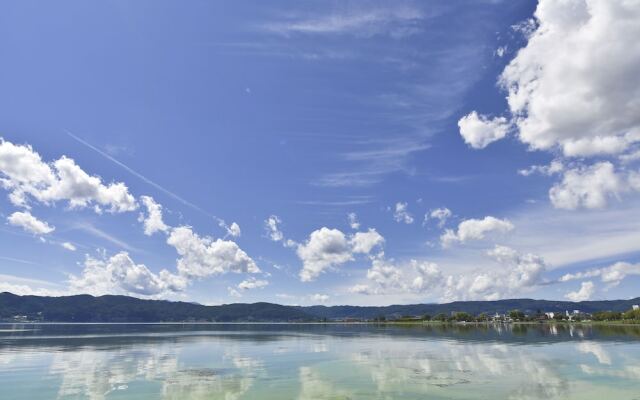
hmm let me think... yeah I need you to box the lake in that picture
[1,323,639,399]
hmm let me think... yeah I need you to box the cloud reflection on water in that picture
[0,324,639,399]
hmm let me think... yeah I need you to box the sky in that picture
[1,0,639,306]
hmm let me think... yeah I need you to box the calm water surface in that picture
[1,323,639,399]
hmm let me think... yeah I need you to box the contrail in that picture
[0,256,38,265]
[65,130,215,218]
[75,222,143,253]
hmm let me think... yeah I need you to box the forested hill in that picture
[1,292,638,322]
[0,293,312,322]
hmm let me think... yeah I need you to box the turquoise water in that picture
[1,324,639,399]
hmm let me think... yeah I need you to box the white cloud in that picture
[310,293,329,303]
[393,202,414,224]
[511,18,537,36]
[348,284,372,295]
[460,0,640,209]
[43,157,138,213]
[442,246,547,301]
[347,256,438,297]
[7,211,55,235]
[167,226,260,278]
[560,262,640,288]
[297,228,353,282]
[218,220,241,238]
[350,228,384,254]
[264,215,284,242]
[348,258,440,297]
[0,139,261,298]
[425,207,452,228]
[600,262,640,287]
[562,136,631,158]
[564,281,595,302]
[347,212,360,230]
[138,195,168,236]
[264,215,297,248]
[419,199,640,287]
[366,258,404,291]
[410,261,444,292]
[549,162,639,209]
[227,222,241,238]
[0,139,137,213]
[486,245,546,290]
[458,111,510,149]
[518,160,564,176]
[61,242,76,251]
[68,252,186,297]
[237,277,269,291]
[498,0,640,157]
[559,269,602,283]
[350,246,546,301]
[297,227,384,282]
[0,139,56,204]
[441,216,514,247]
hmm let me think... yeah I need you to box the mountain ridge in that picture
[1,292,638,322]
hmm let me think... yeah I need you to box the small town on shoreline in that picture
[362,305,640,324]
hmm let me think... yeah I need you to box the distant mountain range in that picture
[1,292,639,323]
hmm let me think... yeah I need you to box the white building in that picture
[545,312,555,319]
[633,305,639,311]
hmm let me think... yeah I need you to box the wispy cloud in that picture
[342,139,430,163]
[506,203,640,269]
[296,196,374,206]
[313,138,428,187]
[421,200,640,277]
[314,169,393,188]
[264,5,425,38]
[203,6,487,190]
[309,45,485,188]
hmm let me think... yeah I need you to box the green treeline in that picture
[385,308,640,324]
[592,308,640,321]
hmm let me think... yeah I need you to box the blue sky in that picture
[1,0,639,305]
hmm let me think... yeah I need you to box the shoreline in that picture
[1,320,638,326]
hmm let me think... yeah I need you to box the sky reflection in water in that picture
[1,324,639,399]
